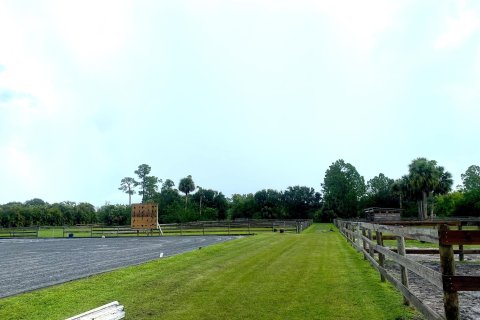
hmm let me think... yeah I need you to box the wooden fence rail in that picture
[0,227,39,238]
[335,219,480,320]
[0,220,313,238]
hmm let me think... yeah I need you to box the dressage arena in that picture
[0,236,238,298]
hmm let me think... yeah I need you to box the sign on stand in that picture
[131,204,163,235]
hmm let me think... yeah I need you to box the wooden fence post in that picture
[367,229,374,259]
[351,224,356,243]
[396,236,410,306]
[362,227,368,260]
[439,224,459,320]
[345,223,349,241]
[376,231,385,282]
[354,224,360,248]
[458,223,464,262]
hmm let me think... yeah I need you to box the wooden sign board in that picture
[131,204,158,229]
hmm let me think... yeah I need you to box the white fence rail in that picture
[65,301,125,320]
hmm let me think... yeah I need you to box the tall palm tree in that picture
[407,158,452,220]
[179,175,195,210]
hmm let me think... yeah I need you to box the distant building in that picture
[364,207,402,222]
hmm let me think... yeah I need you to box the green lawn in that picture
[0,224,419,320]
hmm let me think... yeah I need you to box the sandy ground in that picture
[0,236,238,298]
[384,253,480,320]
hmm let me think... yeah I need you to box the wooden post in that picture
[367,229,374,259]
[348,223,352,238]
[376,231,385,282]
[345,223,348,240]
[356,225,361,248]
[351,224,356,243]
[458,223,464,262]
[439,224,459,320]
[397,236,410,306]
[362,227,368,260]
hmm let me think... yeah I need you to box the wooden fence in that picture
[0,227,39,238]
[0,220,312,238]
[335,219,480,320]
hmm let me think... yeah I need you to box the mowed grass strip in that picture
[0,224,419,320]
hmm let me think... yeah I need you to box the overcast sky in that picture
[1,0,479,206]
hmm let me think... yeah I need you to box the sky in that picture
[1,0,480,207]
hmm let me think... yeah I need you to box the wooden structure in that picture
[335,219,480,320]
[364,207,402,222]
[131,204,159,230]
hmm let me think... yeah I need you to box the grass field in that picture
[0,224,420,320]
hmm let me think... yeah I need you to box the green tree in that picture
[406,158,453,219]
[229,194,257,220]
[97,204,131,225]
[213,192,228,220]
[161,179,175,191]
[363,173,397,208]
[461,165,480,192]
[391,176,411,209]
[454,189,480,217]
[435,192,464,217]
[74,202,97,224]
[321,159,366,219]
[144,176,160,201]
[282,186,322,219]
[118,177,137,205]
[151,183,182,223]
[134,164,160,202]
[254,189,284,219]
[179,175,195,209]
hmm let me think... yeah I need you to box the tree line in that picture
[0,199,131,228]
[320,158,480,220]
[1,159,479,227]
[118,164,322,223]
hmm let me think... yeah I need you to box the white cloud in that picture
[435,1,480,50]
[45,0,133,69]
[312,1,405,53]
[187,0,407,53]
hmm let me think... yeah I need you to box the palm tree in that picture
[179,175,195,210]
[407,158,452,220]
